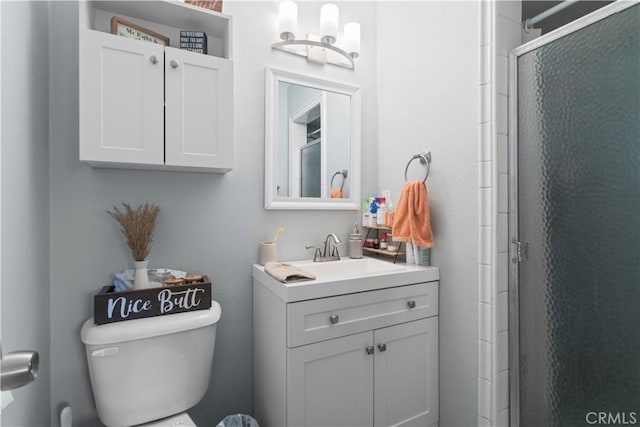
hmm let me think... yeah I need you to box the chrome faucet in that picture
[306,233,343,262]
[323,233,342,259]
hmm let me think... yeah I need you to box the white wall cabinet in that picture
[253,277,439,427]
[78,1,233,173]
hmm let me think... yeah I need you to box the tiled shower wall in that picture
[478,1,522,425]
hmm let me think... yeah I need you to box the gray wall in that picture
[376,2,480,426]
[1,1,480,425]
[48,1,378,425]
[0,1,51,426]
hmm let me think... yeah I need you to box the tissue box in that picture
[93,277,211,325]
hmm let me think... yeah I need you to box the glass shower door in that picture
[512,4,640,426]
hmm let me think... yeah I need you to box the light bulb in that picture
[344,22,360,58]
[320,3,339,44]
[278,1,297,41]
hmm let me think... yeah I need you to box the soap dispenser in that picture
[349,223,363,259]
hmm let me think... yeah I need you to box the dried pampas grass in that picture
[107,203,160,262]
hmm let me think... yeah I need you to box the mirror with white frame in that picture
[264,67,361,210]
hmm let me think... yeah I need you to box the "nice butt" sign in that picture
[93,279,212,325]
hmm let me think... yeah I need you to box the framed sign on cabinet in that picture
[111,16,170,46]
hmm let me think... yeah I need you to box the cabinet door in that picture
[79,31,164,166]
[374,317,439,427]
[164,47,233,170]
[288,332,374,427]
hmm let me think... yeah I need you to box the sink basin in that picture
[292,257,404,278]
[253,256,439,302]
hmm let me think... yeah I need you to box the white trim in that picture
[477,1,498,425]
[288,94,323,198]
[264,67,361,210]
[320,91,328,197]
[0,0,4,363]
[507,49,520,427]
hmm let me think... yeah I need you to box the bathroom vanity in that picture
[252,258,439,427]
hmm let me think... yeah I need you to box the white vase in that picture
[133,260,150,290]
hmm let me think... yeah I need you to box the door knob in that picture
[170,60,179,69]
[365,346,374,355]
[377,343,387,352]
[149,55,159,65]
[1,351,39,391]
[329,315,339,324]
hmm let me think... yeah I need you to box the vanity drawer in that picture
[287,281,438,347]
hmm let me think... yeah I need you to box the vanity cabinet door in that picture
[79,31,164,166]
[164,47,233,170]
[288,331,374,427]
[374,317,439,427]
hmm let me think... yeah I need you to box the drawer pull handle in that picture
[329,315,339,324]
[365,346,374,355]
[407,300,416,309]
[377,343,387,352]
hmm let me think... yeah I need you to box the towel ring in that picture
[331,169,348,190]
[404,152,431,183]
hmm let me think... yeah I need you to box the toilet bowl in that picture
[81,302,221,427]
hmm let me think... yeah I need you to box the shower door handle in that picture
[512,239,530,263]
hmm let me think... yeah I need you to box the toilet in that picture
[80,301,222,427]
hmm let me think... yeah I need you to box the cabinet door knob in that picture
[149,56,159,65]
[365,346,374,355]
[377,343,387,352]
[407,300,416,309]
[329,315,339,324]
[170,59,179,69]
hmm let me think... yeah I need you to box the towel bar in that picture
[331,169,348,190]
[404,152,431,183]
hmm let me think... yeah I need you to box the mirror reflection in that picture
[276,82,351,199]
[265,67,360,210]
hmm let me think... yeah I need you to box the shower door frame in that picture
[507,2,638,425]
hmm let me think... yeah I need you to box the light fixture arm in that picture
[271,39,356,69]
[274,1,359,70]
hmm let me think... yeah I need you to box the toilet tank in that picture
[81,301,221,427]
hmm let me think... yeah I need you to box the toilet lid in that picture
[138,412,196,427]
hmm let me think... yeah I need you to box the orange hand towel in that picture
[392,181,433,248]
[330,188,343,199]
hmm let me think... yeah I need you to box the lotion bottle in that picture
[348,223,363,259]
[377,197,388,226]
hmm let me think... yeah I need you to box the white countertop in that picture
[252,257,439,302]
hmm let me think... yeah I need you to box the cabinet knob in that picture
[149,56,159,65]
[407,300,416,309]
[170,59,179,69]
[329,315,339,324]
[365,346,374,355]
[377,343,387,352]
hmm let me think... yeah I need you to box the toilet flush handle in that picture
[91,347,119,357]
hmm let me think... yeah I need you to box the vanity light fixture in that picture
[272,1,360,70]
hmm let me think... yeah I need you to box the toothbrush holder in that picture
[259,242,278,265]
